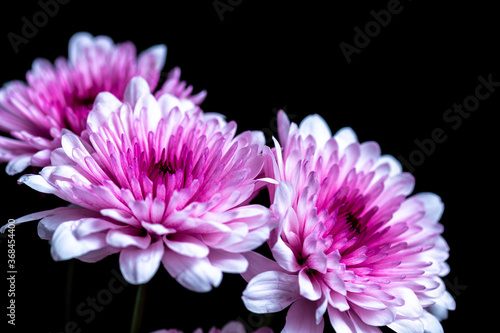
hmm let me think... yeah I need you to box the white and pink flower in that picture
[0,32,167,174]
[2,77,274,292]
[242,111,455,332]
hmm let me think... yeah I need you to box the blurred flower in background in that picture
[0,32,167,174]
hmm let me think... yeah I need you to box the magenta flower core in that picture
[242,111,455,332]
[0,32,167,174]
[4,77,274,292]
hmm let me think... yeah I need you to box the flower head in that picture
[242,111,455,332]
[3,77,274,292]
[0,32,167,174]
[151,321,273,333]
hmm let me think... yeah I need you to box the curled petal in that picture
[51,221,108,261]
[283,298,324,333]
[242,271,300,313]
[119,239,164,284]
[164,234,209,258]
[162,250,222,292]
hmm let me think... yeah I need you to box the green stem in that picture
[262,313,275,328]
[65,259,76,324]
[130,283,148,333]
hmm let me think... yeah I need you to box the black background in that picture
[0,0,497,332]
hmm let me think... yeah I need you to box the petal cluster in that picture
[242,111,455,332]
[6,77,274,292]
[0,32,167,174]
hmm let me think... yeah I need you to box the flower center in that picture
[63,93,97,135]
[74,95,96,110]
[346,213,361,233]
[158,161,176,176]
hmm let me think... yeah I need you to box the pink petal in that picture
[242,271,300,313]
[18,174,56,194]
[334,127,358,155]
[30,148,52,167]
[164,234,209,258]
[208,249,248,273]
[350,311,384,333]
[298,268,322,301]
[427,291,455,321]
[241,251,285,282]
[277,110,291,145]
[135,94,161,131]
[283,298,324,333]
[413,192,444,222]
[137,44,167,73]
[51,221,108,261]
[101,208,140,226]
[78,246,120,263]
[61,131,92,162]
[254,328,274,333]
[224,226,272,253]
[271,237,301,272]
[1,206,94,235]
[157,93,195,116]
[162,250,222,292]
[272,181,295,220]
[390,288,423,318]
[420,311,443,333]
[351,303,396,326]
[141,222,175,236]
[119,239,164,284]
[387,317,424,333]
[374,154,402,176]
[315,295,329,325]
[323,271,346,296]
[328,306,358,333]
[68,32,103,63]
[347,292,387,311]
[330,292,350,312]
[106,228,151,249]
[299,114,332,149]
[73,218,123,239]
[87,93,122,131]
[220,321,246,333]
[37,207,101,239]
[124,77,151,107]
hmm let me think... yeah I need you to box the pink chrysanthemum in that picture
[242,112,455,332]
[2,77,274,291]
[0,32,168,174]
[151,321,273,333]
